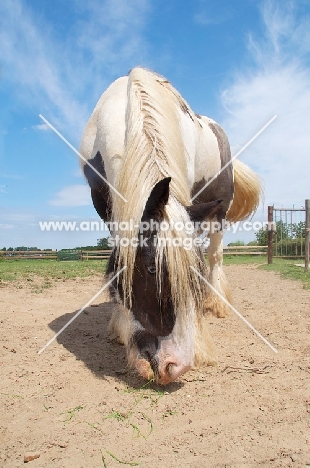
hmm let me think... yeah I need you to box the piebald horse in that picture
[80,68,260,385]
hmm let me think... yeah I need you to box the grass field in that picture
[0,256,309,289]
[224,255,310,289]
[0,259,107,292]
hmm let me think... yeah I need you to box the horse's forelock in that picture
[155,199,208,319]
[110,67,207,320]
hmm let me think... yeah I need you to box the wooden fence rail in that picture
[0,246,269,261]
[0,250,57,259]
[224,245,267,255]
[80,250,112,260]
[81,246,268,259]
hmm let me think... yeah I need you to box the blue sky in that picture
[0,0,309,248]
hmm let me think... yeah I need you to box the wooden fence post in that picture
[305,199,310,273]
[268,205,274,264]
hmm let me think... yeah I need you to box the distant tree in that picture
[7,247,13,251]
[43,248,53,251]
[1,247,6,251]
[227,240,245,246]
[15,246,28,251]
[291,221,305,239]
[255,220,289,245]
[255,227,268,246]
[97,238,110,249]
[247,240,258,246]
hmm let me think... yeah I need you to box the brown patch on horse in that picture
[191,176,219,205]
[186,199,223,222]
[141,177,171,222]
[84,151,112,222]
[132,331,159,377]
[190,121,234,219]
[131,244,175,336]
[132,179,176,337]
[107,178,176,338]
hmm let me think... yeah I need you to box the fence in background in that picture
[0,250,112,260]
[223,245,267,255]
[0,250,57,259]
[80,250,111,260]
[268,199,310,272]
[0,246,268,261]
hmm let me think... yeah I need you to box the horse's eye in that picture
[147,265,156,274]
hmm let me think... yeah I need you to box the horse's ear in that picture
[142,177,171,221]
[186,199,223,222]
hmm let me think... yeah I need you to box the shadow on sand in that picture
[48,301,183,393]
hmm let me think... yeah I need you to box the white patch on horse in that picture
[80,67,261,384]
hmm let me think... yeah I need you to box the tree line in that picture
[1,238,111,252]
[254,220,306,245]
[228,221,306,256]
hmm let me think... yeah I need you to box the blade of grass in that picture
[140,413,154,437]
[100,450,108,468]
[60,405,83,422]
[130,423,146,440]
[0,392,24,399]
[106,451,139,466]
[86,422,104,434]
[105,410,128,422]
[130,412,153,439]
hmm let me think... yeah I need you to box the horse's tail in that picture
[226,159,262,223]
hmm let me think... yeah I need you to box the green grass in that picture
[0,259,108,292]
[0,259,108,284]
[1,256,309,290]
[60,405,84,423]
[259,258,310,289]
[223,255,267,266]
[223,255,310,289]
[105,451,139,466]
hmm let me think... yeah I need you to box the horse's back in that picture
[80,76,128,179]
[81,68,234,211]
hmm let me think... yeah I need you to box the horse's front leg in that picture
[204,226,231,318]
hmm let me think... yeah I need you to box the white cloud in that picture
[0,0,150,140]
[221,0,310,208]
[193,0,236,26]
[32,123,50,131]
[0,207,108,249]
[49,184,91,206]
[194,10,231,25]
[0,211,38,225]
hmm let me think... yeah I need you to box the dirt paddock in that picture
[1,264,309,467]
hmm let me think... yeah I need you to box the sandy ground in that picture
[0,264,310,468]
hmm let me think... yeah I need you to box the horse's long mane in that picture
[112,67,207,319]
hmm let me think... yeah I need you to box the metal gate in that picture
[267,199,310,272]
